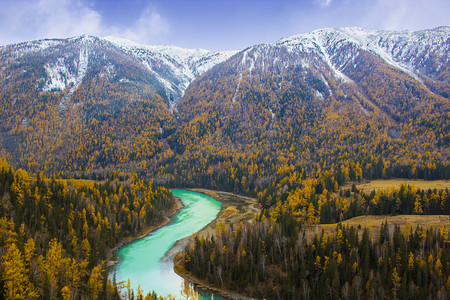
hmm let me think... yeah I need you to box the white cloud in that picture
[0,0,169,46]
[317,0,332,8]
[362,0,450,31]
[111,6,170,44]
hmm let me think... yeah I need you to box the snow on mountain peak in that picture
[102,36,237,76]
[3,27,447,108]
[1,34,237,108]
[102,36,237,108]
[275,26,450,80]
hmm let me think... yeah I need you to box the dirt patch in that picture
[186,189,259,240]
[163,189,259,260]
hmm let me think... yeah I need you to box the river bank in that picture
[171,189,259,300]
[164,189,259,260]
[174,252,254,300]
[107,194,184,266]
[109,189,224,298]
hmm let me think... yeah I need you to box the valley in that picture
[0,26,449,299]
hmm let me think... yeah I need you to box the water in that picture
[110,189,226,299]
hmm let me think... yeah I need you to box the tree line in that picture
[0,158,174,299]
[184,219,450,299]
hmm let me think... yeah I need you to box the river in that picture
[109,189,226,299]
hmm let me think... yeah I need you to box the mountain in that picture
[102,36,237,109]
[0,35,235,173]
[162,27,449,193]
[276,27,449,93]
[0,34,236,107]
[0,27,448,184]
[179,26,449,120]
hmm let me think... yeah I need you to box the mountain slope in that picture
[0,27,448,183]
[104,36,236,108]
[0,35,235,173]
[0,35,236,105]
[160,27,449,196]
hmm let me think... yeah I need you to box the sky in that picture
[0,0,448,51]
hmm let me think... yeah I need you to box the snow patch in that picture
[43,58,74,92]
[72,46,89,92]
[103,36,237,106]
[230,50,249,108]
[275,27,450,82]
[100,64,115,79]
[21,117,28,128]
[316,35,351,82]
[231,73,242,106]
[315,90,324,100]
[42,46,89,92]
[269,108,275,120]
[361,107,369,115]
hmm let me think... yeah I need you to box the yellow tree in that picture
[1,243,39,300]
[306,203,318,226]
[39,238,70,299]
[391,267,401,299]
[61,286,71,300]
[88,263,104,300]
[23,238,36,268]
[65,258,88,299]
[180,280,200,300]
[413,195,423,215]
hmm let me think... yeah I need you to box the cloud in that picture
[0,0,169,46]
[317,0,332,8]
[111,6,170,44]
[0,0,104,45]
[362,0,450,31]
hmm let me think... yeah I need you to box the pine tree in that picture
[413,195,423,214]
[88,263,104,300]
[1,243,39,300]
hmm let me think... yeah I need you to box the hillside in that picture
[0,27,448,183]
[159,27,449,201]
[0,26,448,211]
[0,35,234,174]
[0,25,449,299]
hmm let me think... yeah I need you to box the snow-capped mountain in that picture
[204,26,449,93]
[0,35,236,108]
[275,26,449,84]
[102,36,236,108]
[0,27,448,174]
[178,26,449,128]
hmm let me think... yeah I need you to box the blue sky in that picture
[0,0,449,51]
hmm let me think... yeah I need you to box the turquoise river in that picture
[109,189,226,299]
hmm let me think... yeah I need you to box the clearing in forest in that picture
[308,215,450,240]
[352,179,450,192]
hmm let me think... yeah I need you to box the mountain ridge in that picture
[0,34,237,108]
[0,26,448,179]
[1,25,448,104]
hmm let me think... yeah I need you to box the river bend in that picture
[110,189,223,299]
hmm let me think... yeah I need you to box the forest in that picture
[0,30,449,299]
[0,158,174,299]
[182,182,450,299]
[184,219,450,299]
